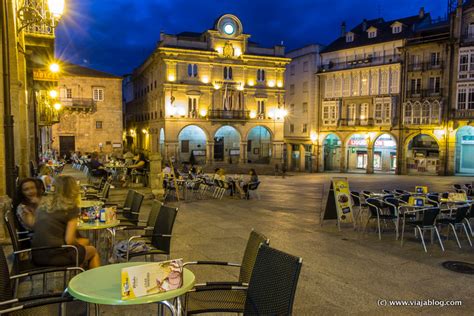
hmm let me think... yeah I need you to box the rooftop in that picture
[61,62,122,79]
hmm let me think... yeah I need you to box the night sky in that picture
[55,0,447,76]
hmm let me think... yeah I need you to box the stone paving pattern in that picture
[11,167,474,315]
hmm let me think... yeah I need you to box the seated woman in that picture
[15,178,43,231]
[214,169,235,196]
[38,164,54,192]
[32,176,100,269]
[122,153,146,187]
[243,169,259,195]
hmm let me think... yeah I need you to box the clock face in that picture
[223,23,235,35]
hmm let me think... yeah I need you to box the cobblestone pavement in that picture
[14,168,474,315]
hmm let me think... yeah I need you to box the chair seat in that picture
[127,248,168,259]
[378,215,397,220]
[186,288,246,314]
[436,218,461,225]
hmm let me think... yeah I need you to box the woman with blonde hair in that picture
[32,176,101,269]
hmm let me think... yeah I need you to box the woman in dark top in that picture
[243,169,259,194]
[121,153,146,187]
[32,176,101,269]
[14,178,43,231]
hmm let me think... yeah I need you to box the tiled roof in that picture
[322,14,429,53]
[61,62,122,79]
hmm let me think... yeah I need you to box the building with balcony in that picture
[51,63,123,157]
[284,44,323,172]
[450,0,474,175]
[125,14,290,168]
[316,11,430,174]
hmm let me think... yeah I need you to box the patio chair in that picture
[126,204,178,261]
[383,197,401,239]
[116,190,145,226]
[189,244,302,316]
[83,182,111,202]
[184,230,269,314]
[351,191,367,229]
[245,182,261,200]
[0,244,86,315]
[437,205,472,248]
[365,198,397,240]
[453,184,466,194]
[400,207,444,253]
[398,194,411,204]
[394,189,409,195]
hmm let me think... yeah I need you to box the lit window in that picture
[93,88,104,101]
[392,26,401,34]
[368,30,377,38]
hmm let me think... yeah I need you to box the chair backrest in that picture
[147,200,162,227]
[383,197,399,216]
[426,194,439,203]
[100,182,111,199]
[399,194,411,203]
[151,205,178,254]
[243,244,302,316]
[123,190,134,210]
[441,192,449,199]
[362,191,371,199]
[421,207,440,226]
[4,211,30,251]
[350,191,361,207]
[248,182,260,191]
[365,198,381,217]
[129,191,145,221]
[0,245,13,302]
[382,189,392,194]
[394,189,407,195]
[453,184,462,190]
[453,205,470,223]
[239,230,269,283]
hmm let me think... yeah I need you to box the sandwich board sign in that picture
[321,177,355,230]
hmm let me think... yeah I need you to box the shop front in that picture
[456,126,474,174]
[346,134,368,172]
[373,134,397,173]
[406,134,439,175]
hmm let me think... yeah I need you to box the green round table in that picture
[67,263,195,314]
[79,200,104,209]
[77,220,120,231]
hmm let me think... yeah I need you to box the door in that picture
[214,137,224,161]
[460,143,474,173]
[59,136,75,159]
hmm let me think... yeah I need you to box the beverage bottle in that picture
[99,208,106,222]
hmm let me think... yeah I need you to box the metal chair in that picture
[184,230,269,314]
[245,181,261,200]
[126,204,178,261]
[383,197,401,239]
[351,191,367,229]
[365,198,397,240]
[115,190,145,226]
[400,207,444,253]
[437,205,472,248]
[0,244,85,315]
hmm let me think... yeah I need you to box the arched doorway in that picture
[406,134,439,175]
[214,126,241,163]
[456,126,474,174]
[159,128,165,156]
[178,125,207,164]
[373,134,397,173]
[247,126,272,164]
[346,134,368,172]
[323,134,341,171]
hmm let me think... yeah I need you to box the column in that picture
[240,141,247,164]
[149,152,164,199]
[206,142,215,165]
[299,144,306,172]
[286,143,292,171]
[340,144,347,172]
[366,145,374,174]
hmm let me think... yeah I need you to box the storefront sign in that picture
[415,186,428,194]
[121,259,183,300]
[448,192,467,202]
[322,177,355,230]
[33,69,59,82]
[348,138,367,147]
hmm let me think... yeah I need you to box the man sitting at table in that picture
[89,152,108,178]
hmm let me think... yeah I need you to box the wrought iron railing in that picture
[20,0,57,37]
[208,110,250,120]
[452,109,474,119]
[406,89,443,99]
[320,55,401,72]
[61,98,96,112]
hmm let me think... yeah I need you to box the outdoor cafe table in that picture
[67,262,196,315]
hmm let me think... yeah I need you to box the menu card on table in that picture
[121,259,183,300]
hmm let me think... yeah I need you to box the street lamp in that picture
[48,0,65,18]
[17,0,65,34]
[48,89,58,98]
[49,62,60,73]
[53,102,62,110]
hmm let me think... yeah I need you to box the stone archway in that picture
[406,134,440,175]
[373,133,397,173]
[455,126,474,174]
[346,133,368,172]
[246,126,272,164]
[214,126,241,163]
[323,133,342,171]
[178,125,207,164]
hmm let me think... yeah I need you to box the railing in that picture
[208,110,250,120]
[320,55,401,72]
[61,98,96,112]
[338,118,374,127]
[406,89,443,99]
[452,109,474,119]
[22,0,56,37]
[407,61,444,72]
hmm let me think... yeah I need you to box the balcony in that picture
[407,61,444,72]
[208,110,250,120]
[338,118,374,127]
[452,109,474,119]
[320,55,400,72]
[406,89,443,99]
[20,0,58,38]
[61,98,96,113]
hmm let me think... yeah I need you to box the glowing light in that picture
[247,79,255,87]
[49,63,60,73]
[200,109,208,117]
[213,83,221,90]
[268,110,275,119]
[201,76,209,84]
[234,47,242,57]
[249,111,257,119]
[277,80,283,88]
[177,108,186,116]
[434,129,445,139]
[168,74,176,82]
[310,132,318,143]
[48,0,65,17]
[48,89,58,98]
[53,102,62,110]
[367,132,377,140]
[129,129,136,137]
[216,46,223,54]
[360,115,366,120]
[268,80,276,88]
[237,83,244,91]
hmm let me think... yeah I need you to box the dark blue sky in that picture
[55,0,447,76]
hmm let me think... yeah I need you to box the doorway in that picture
[59,136,75,159]
[214,137,224,161]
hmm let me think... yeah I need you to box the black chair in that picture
[426,193,440,207]
[437,205,472,248]
[361,191,372,200]
[190,244,302,316]
[351,191,367,229]
[117,190,145,226]
[83,182,111,202]
[117,200,161,236]
[400,207,444,252]
[126,204,178,261]
[453,184,466,194]
[383,197,401,239]
[184,230,269,314]
[0,245,85,315]
[245,181,261,200]
[398,194,411,203]
[365,198,397,240]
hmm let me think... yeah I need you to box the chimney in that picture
[419,7,425,19]
[341,21,346,37]
[362,19,368,31]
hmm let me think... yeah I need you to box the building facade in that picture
[125,14,290,170]
[284,44,323,172]
[52,64,123,157]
